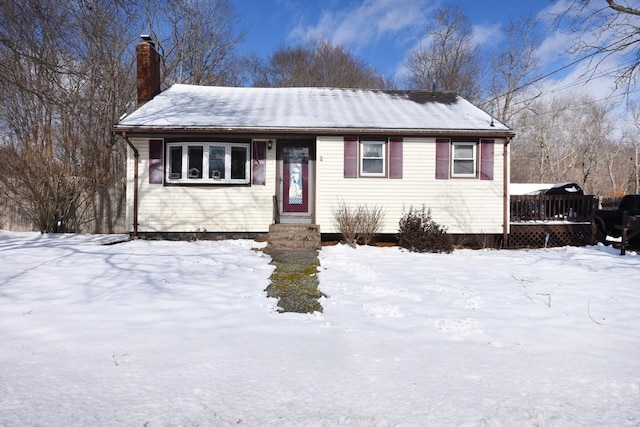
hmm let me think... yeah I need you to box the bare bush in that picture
[330,201,385,247]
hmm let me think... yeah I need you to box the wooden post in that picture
[591,196,597,243]
[621,210,628,256]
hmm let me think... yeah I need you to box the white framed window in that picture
[452,142,476,177]
[360,140,386,176]
[166,142,250,184]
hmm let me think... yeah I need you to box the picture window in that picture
[166,142,250,184]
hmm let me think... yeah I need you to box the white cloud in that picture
[471,23,502,49]
[534,31,575,68]
[287,0,434,48]
[538,0,575,21]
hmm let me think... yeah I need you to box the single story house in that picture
[113,38,515,243]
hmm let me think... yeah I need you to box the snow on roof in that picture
[115,84,513,133]
[510,183,554,195]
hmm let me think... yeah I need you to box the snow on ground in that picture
[0,231,639,426]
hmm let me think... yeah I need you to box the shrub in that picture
[398,205,453,253]
[330,201,385,247]
[187,228,207,241]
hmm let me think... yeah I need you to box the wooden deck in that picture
[509,195,597,248]
[510,194,596,222]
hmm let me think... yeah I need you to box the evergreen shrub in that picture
[398,205,453,253]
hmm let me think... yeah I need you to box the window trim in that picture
[165,141,250,184]
[359,139,387,177]
[451,142,477,178]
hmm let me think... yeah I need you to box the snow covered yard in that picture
[0,231,639,426]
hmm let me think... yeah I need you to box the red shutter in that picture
[344,137,358,178]
[388,137,403,179]
[435,138,450,180]
[148,139,163,184]
[480,139,494,181]
[252,141,267,185]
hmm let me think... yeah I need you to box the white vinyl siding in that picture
[126,138,274,233]
[315,136,506,235]
[126,135,506,235]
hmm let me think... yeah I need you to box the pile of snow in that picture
[510,183,554,195]
[1,231,638,426]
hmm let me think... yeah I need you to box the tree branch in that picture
[606,0,640,16]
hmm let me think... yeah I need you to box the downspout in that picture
[503,137,512,248]
[121,132,139,238]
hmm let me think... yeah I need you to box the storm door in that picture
[283,146,309,212]
[277,142,315,222]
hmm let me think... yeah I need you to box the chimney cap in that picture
[140,34,156,48]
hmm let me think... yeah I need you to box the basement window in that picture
[166,142,250,184]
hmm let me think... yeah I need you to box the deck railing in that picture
[510,194,596,222]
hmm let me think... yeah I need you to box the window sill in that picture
[164,181,251,187]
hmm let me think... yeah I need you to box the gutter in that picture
[503,137,512,248]
[120,132,139,238]
[112,125,516,139]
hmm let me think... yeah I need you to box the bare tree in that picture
[486,14,543,125]
[237,52,269,87]
[0,0,247,232]
[510,93,634,195]
[511,98,570,184]
[1,0,78,231]
[253,38,391,88]
[71,0,139,232]
[552,0,640,94]
[145,0,245,86]
[628,103,640,193]
[600,134,635,195]
[406,5,482,101]
[0,0,136,232]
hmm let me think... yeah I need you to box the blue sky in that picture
[229,0,639,108]
[225,0,640,112]
[233,0,554,80]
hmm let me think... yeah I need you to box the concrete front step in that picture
[267,223,321,251]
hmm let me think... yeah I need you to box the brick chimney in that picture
[136,35,161,107]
